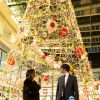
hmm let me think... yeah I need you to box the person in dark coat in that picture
[56,64,79,100]
[23,69,41,100]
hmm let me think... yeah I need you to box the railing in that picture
[77,15,100,25]
[80,25,100,32]
[72,0,100,7]
[75,7,100,17]
[86,47,100,53]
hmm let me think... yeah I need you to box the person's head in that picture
[26,69,35,80]
[60,64,70,74]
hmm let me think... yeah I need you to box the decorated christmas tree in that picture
[5,0,99,99]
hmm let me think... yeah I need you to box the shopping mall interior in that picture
[0,0,100,100]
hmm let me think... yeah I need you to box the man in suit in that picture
[56,64,79,100]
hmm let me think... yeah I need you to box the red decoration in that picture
[59,28,68,37]
[43,75,49,81]
[42,55,46,60]
[50,22,56,28]
[7,56,16,65]
[75,47,84,57]
[46,19,58,33]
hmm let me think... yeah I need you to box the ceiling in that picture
[5,0,28,22]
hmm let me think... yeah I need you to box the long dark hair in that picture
[26,69,35,80]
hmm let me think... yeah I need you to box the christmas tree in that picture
[5,0,97,99]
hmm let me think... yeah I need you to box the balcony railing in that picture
[75,7,100,17]
[80,25,100,32]
[86,47,100,53]
[72,0,100,7]
[77,15,100,25]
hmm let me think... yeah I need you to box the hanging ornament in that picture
[46,19,58,33]
[75,46,84,57]
[7,56,16,66]
[59,28,68,37]
[43,75,49,81]
[42,55,46,60]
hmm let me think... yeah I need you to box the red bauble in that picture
[42,55,46,60]
[75,47,84,57]
[50,22,56,28]
[7,56,15,65]
[59,28,68,37]
[43,75,49,81]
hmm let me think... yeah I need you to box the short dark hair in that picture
[26,69,35,80]
[61,64,70,72]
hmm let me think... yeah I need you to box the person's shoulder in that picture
[58,75,64,80]
[32,80,38,84]
[69,74,77,79]
[24,78,32,84]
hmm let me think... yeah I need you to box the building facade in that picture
[72,0,100,80]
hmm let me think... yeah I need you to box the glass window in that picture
[82,0,90,4]
[76,11,81,16]
[96,7,100,13]
[0,50,2,67]
[0,50,7,68]
[92,26,95,30]
[80,10,84,15]
[96,25,99,30]
[91,8,96,14]
[85,9,90,15]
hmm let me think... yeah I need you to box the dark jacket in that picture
[56,74,79,100]
[23,78,41,100]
